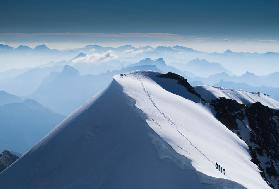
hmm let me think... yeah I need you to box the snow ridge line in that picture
[136,75,214,165]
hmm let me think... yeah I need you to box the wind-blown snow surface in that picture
[0,72,270,189]
[195,85,279,109]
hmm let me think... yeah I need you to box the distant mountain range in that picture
[0,91,64,153]
[1,43,278,56]
[0,44,58,54]
[31,59,169,114]
[0,55,278,114]
[32,65,112,115]
[0,64,67,96]
[1,43,279,74]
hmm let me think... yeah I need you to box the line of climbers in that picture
[216,162,226,175]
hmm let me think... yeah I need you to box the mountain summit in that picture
[0,72,273,189]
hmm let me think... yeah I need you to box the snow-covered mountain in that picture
[195,85,279,109]
[0,71,276,189]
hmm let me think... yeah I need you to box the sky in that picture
[0,0,278,52]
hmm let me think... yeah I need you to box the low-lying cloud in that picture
[72,51,117,63]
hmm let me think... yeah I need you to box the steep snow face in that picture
[116,73,270,189]
[195,85,279,109]
[0,72,270,189]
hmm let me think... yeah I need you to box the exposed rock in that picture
[210,98,279,188]
[0,150,19,173]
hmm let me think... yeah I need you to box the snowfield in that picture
[117,73,270,189]
[195,85,279,109]
[0,72,271,189]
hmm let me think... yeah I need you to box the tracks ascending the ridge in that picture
[136,75,214,165]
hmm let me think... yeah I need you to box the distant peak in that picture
[173,45,194,51]
[16,45,32,50]
[224,49,233,54]
[0,44,13,50]
[156,57,164,62]
[138,58,166,65]
[85,44,101,48]
[34,44,50,50]
[117,45,136,50]
[78,52,86,57]
[242,71,256,76]
[62,65,79,76]
[73,52,87,60]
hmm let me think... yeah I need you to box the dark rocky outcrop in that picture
[210,98,279,188]
[159,72,203,100]
[0,150,19,173]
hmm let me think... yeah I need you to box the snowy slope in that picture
[195,85,279,109]
[0,72,270,189]
[117,73,270,189]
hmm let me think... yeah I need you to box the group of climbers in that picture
[216,162,226,175]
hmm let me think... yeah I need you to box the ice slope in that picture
[195,85,279,109]
[0,72,270,189]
